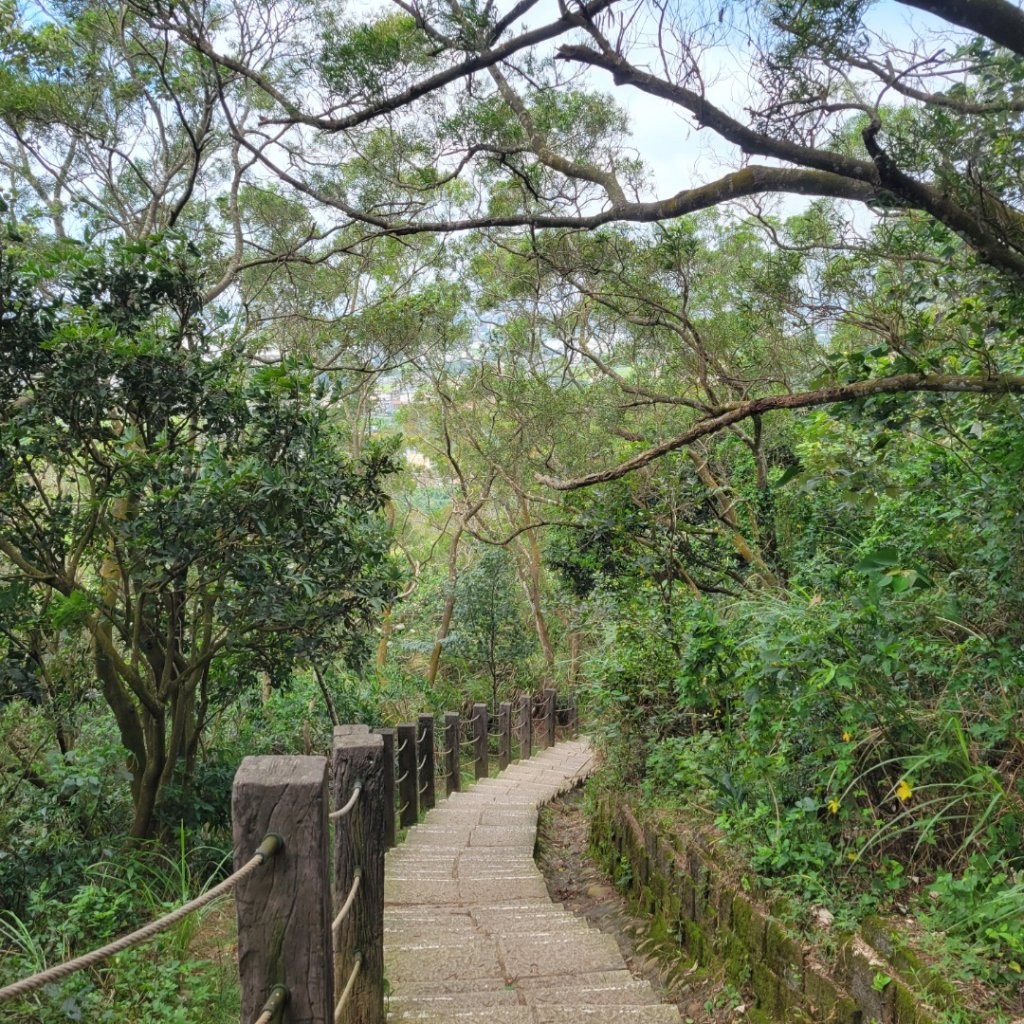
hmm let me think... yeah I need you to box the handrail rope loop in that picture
[416,754,427,771]
[395,738,409,754]
[332,866,362,933]
[329,780,363,820]
[395,770,409,783]
[417,781,429,795]
[397,801,409,815]
[417,729,427,745]
[333,951,362,1024]
[0,834,283,1005]
[251,984,289,1024]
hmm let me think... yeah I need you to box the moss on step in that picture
[589,792,944,1024]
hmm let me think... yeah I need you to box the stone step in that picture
[389,980,662,1009]
[383,739,682,1024]
[388,1009,682,1024]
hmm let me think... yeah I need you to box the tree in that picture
[0,227,400,837]
[448,547,534,707]
[141,0,1024,493]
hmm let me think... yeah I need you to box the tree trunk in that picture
[516,496,555,677]
[427,522,466,687]
[686,447,777,585]
[312,664,341,727]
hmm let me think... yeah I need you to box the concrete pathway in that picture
[384,739,682,1023]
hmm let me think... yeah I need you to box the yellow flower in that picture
[842,731,852,742]
[847,851,859,862]
[895,779,913,802]
[827,799,840,814]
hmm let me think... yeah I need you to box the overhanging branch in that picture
[536,373,1024,490]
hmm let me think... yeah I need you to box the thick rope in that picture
[251,984,288,1024]
[395,738,409,754]
[332,867,361,933]
[395,770,409,784]
[333,952,362,1023]
[329,781,362,821]
[0,835,282,1005]
[416,755,427,771]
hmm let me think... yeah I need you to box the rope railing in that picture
[333,951,362,1024]
[4,694,578,1019]
[0,833,283,1005]
[332,866,362,933]
[251,984,289,1024]
[330,780,363,820]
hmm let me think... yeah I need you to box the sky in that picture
[341,0,968,213]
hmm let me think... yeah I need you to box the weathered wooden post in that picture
[397,722,418,828]
[544,687,557,748]
[568,695,579,738]
[233,755,333,1024]
[332,726,385,1024]
[374,727,396,848]
[497,702,511,770]
[533,693,547,750]
[517,695,532,760]
[417,713,436,811]
[443,712,460,796]
[472,702,489,780]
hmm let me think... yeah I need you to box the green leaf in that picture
[853,547,900,572]
[775,462,804,487]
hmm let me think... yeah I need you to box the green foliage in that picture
[446,547,536,705]
[575,393,1024,992]
[319,14,435,100]
[925,860,1024,978]
[0,229,401,836]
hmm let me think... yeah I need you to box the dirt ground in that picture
[535,788,755,1024]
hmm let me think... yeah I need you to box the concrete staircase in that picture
[383,739,682,1023]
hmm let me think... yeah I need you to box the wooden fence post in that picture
[568,695,579,738]
[374,727,396,849]
[332,726,385,1024]
[417,713,436,811]
[544,687,557,748]
[444,712,460,795]
[497,702,511,770]
[533,694,547,750]
[472,702,489,780]
[397,723,418,828]
[517,695,532,760]
[233,755,333,1024]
